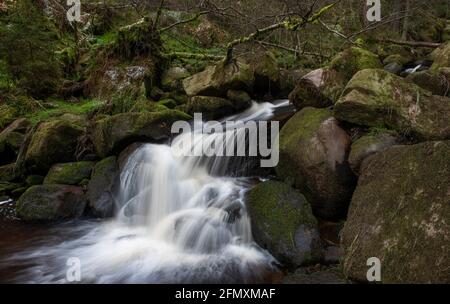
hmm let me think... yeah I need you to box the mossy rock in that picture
[246,180,322,268]
[276,107,355,220]
[0,181,22,197]
[244,51,280,97]
[288,68,346,110]
[406,70,450,96]
[226,90,251,104]
[91,110,191,158]
[182,59,255,97]
[329,47,382,82]
[25,175,44,186]
[278,68,311,98]
[161,67,190,92]
[341,141,450,283]
[431,42,450,71]
[179,95,250,120]
[16,184,86,221]
[43,161,95,185]
[0,163,19,182]
[348,131,398,175]
[87,156,118,218]
[20,120,84,174]
[157,98,177,109]
[0,118,31,165]
[334,69,450,140]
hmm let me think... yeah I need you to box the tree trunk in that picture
[402,0,411,41]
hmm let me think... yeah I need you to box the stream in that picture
[0,100,295,283]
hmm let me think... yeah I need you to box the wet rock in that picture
[44,161,95,185]
[383,62,403,75]
[334,69,450,140]
[244,51,280,97]
[341,141,450,283]
[246,180,323,268]
[276,107,355,220]
[348,131,399,175]
[182,60,254,97]
[16,184,86,221]
[87,156,119,218]
[91,110,191,158]
[19,120,84,174]
[179,95,250,120]
[288,68,345,110]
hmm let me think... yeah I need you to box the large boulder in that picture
[430,42,450,71]
[246,180,323,268]
[244,51,280,97]
[341,141,450,283]
[178,95,250,120]
[406,69,450,96]
[91,110,191,158]
[182,60,254,97]
[278,68,311,98]
[161,66,190,92]
[86,156,119,218]
[288,68,345,110]
[329,47,382,82]
[43,161,95,185]
[20,120,84,174]
[0,118,32,166]
[348,131,399,175]
[334,69,450,140]
[276,107,355,220]
[16,184,86,221]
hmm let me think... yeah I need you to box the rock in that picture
[25,175,44,186]
[246,181,323,268]
[226,90,251,104]
[406,70,450,96]
[0,163,19,182]
[0,118,31,165]
[161,66,190,91]
[87,156,119,218]
[383,62,403,75]
[383,54,412,67]
[179,95,250,120]
[348,132,398,175]
[276,107,355,220]
[334,69,450,140]
[341,141,450,283]
[182,60,254,97]
[278,68,311,98]
[20,120,84,174]
[16,184,86,221]
[244,51,280,97]
[282,267,345,284]
[91,110,191,158]
[288,68,345,110]
[43,161,95,185]
[329,47,382,82]
[0,181,22,197]
[430,42,450,71]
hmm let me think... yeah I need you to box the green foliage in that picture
[0,0,61,98]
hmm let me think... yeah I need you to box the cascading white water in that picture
[4,100,292,283]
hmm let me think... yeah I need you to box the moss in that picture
[0,163,19,182]
[342,141,450,283]
[329,47,382,82]
[0,104,16,130]
[179,95,249,120]
[25,175,44,186]
[43,161,95,185]
[157,98,177,109]
[247,181,316,243]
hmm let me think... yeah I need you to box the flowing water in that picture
[0,100,294,283]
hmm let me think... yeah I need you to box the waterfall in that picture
[3,100,292,283]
